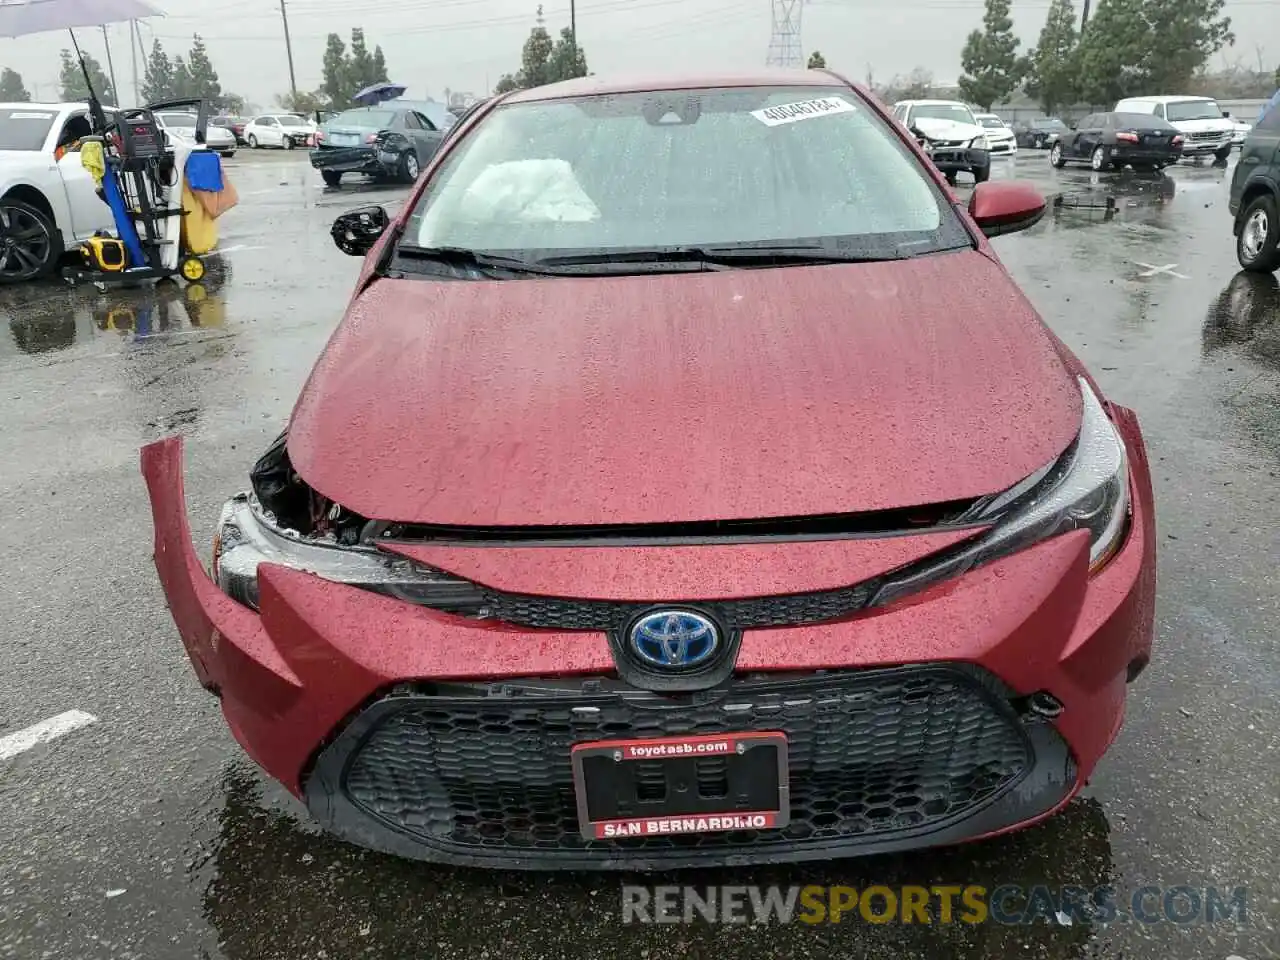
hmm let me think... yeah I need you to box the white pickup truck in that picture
[1113,96,1235,163]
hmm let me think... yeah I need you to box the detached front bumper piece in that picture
[142,423,1155,870]
[929,145,991,174]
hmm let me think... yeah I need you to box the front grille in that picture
[474,578,879,631]
[334,666,1034,862]
[1189,131,1221,141]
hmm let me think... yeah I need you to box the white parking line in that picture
[1134,261,1189,279]
[0,710,98,760]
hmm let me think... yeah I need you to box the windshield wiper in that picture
[395,245,570,276]
[540,244,911,269]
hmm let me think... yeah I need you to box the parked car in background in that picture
[310,105,446,186]
[0,102,117,282]
[1113,96,1233,163]
[1050,112,1183,172]
[974,113,1017,156]
[211,115,248,144]
[244,114,316,149]
[1227,105,1280,272]
[1013,117,1068,149]
[891,99,991,184]
[154,109,237,157]
[383,99,457,134]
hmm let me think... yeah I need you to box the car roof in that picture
[0,101,80,111]
[1117,95,1215,104]
[503,68,847,103]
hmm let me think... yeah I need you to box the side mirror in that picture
[331,205,389,257]
[1223,111,1232,118]
[968,181,1046,238]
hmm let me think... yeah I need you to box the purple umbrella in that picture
[353,81,408,107]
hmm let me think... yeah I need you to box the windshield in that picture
[1166,99,1221,122]
[978,116,1004,128]
[910,104,975,124]
[0,108,57,150]
[331,109,394,128]
[407,86,966,262]
[158,113,196,128]
[277,115,303,126]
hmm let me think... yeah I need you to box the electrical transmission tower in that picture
[766,0,804,68]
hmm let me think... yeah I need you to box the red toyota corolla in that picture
[142,69,1156,870]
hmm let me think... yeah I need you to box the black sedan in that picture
[310,106,446,187]
[1013,117,1068,149]
[1050,112,1183,172]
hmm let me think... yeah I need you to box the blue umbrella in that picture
[353,81,407,107]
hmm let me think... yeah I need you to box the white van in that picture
[1112,96,1234,161]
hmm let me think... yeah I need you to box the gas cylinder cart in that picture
[64,97,233,287]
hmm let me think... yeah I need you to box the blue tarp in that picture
[185,150,224,193]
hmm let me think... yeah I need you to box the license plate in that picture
[329,134,358,146]
[571,731,789,841]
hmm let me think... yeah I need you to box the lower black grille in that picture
[330,666,1035,863]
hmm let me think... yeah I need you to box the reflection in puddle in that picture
[1202,271,1280,368]
[201,763,1116,960]
[3,255,234,356]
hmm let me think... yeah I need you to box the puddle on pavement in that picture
[1202,272,1280,367]
[197,762,1118,960]
[1,255,235,357]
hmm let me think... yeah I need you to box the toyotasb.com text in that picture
[620,884,1248,926]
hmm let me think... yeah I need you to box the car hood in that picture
[287,251,1081,527]
[912,117,981,140]
[1169,116,1232,133]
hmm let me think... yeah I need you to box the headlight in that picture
[869,377,1130,609]
[971,135,990,150]
[213,495,479,611]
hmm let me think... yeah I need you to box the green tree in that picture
[140,39,175,103]
[546,27,587,82]
[0,66,30,101]
[520,25,555,89]
[320,32,350,106]
[807,50,827,69]
[1140,0,1232,91]
[171,54,192,98]
[59,49,115,105]
[346,28,388,94]
[276,89,326,114]
[493,73,519,94]
[1074,0,1149,102]
[184,33,222,103]
[958,0,1026,110]
[1024,0,1079,115]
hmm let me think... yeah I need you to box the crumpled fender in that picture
[140,434,302,700]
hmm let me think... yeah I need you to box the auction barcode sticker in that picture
[751,96,855,126]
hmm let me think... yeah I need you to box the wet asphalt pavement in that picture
[1,148,1278,960]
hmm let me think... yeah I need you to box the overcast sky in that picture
[1,0,1277,109]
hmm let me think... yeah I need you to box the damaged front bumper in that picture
[142,427,1155,868]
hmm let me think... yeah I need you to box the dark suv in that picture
[1229,105,1280,272]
